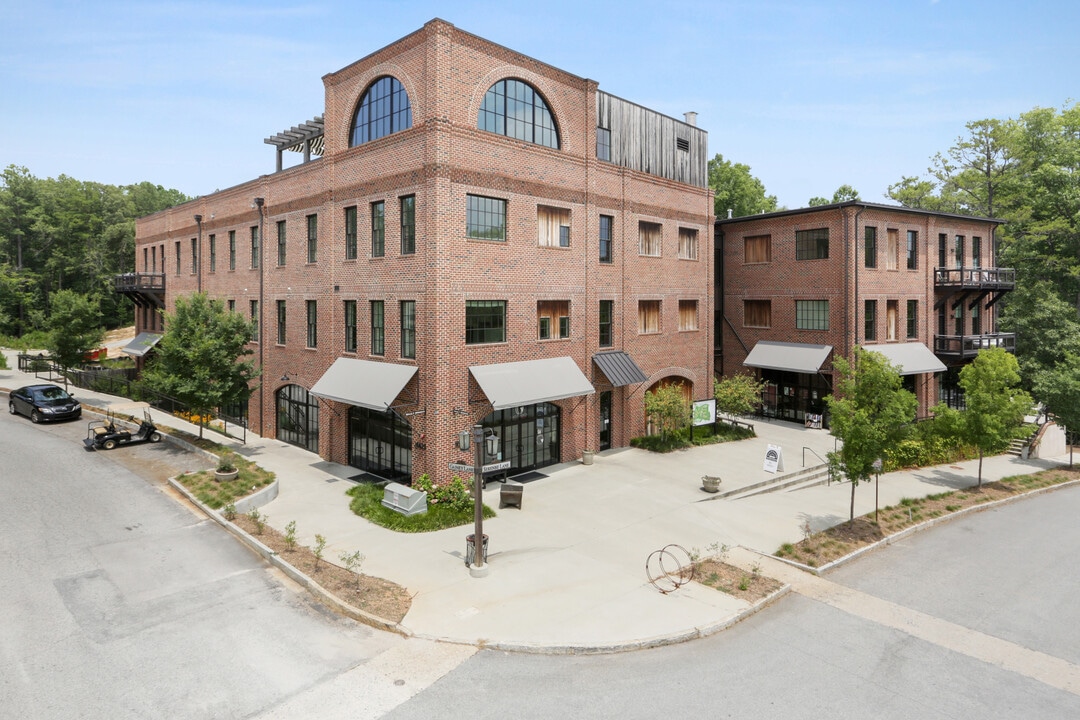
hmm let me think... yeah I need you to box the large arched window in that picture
[478,78,559,149]
[350,76,412,147]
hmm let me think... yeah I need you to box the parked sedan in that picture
[8,384,82,423]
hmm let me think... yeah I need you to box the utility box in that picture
[381,482,428,516]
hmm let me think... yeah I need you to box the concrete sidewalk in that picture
[3,349,1069,652]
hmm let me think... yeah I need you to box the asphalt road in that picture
[0,408,410,719]
[385,484,1080,719]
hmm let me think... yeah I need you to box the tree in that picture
[1033,352,1080,466]
[707,153,779,219]
[928,118,1019,218]
[951,347,1032,488]
[825,348,917,525]
[644,383,689,440]
[714,373,764,419]
[46,290,105,389]
[142,293,259,438]
[1000,280,1080,390]
[808,185,859,207]
[885,176,955,211]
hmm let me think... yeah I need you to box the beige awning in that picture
[121,332,163,357]
[470,357,594,410]
[863,342,947,375]
[744,341,833,374]
[309,358,417,411]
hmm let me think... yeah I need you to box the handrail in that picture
[802,446,828,468]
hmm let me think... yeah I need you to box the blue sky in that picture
[1,0,1075,209]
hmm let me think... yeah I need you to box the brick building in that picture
[715,202,1014,424]
[125,19,713,483]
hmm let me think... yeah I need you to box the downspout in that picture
[194,214,203,293]
[254,196,265,435]
[852,204,865,349]
[716,223,724,376]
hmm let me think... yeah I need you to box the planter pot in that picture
[701,475,721,493]
[582,450,595,465]
[215,468,239,482]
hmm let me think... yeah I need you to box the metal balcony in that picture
[934,267,1015,290]
[114,273,165,308]
[934,333,1016,359]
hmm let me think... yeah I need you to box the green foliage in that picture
[248,508,265,535]
[412,473,473,512]
[714,373,765,418]
[644,383,690,440]
[346,483,496,532]
[339,550,365,588]
[708,153,779,218]
[283,520,298,551]
[46,289,105,383]
[1034,352,1080,458]
[0,352,7,370]
[313,534,327,570]
[1001,280,1080,391]
[222,503,237,522]
[141,292,258,438]
[808,185,859,207]
[630,421,754,452]
[826,347,917,523]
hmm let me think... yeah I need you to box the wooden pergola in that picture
[264,115,324,171]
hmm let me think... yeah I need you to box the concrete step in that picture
[709,463,831,501]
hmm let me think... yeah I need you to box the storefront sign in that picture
[763,444,784,473]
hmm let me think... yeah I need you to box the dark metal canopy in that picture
[593,351,648,387]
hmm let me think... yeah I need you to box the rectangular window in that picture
[276,300,286,344]
[596,127,611,161]
[638,300,660,334]
[972,237,982,269]
[344,206,358,260]
[886,300,898,341]
[678,229,698,260]
[678,300,698,331]
[401,300,416,359]
[938,233,948,267]
[371,201,384,257]
[191,238,197,273]
[864,227,877,268]
[250,300,259,342]
[795,300,829,330]
[370,300,384,355]
[954,304,963,336]
[538,206,571,247]
[229,230,236,270]
[599,215,613,263]
[277,220,287,266]
[208,234,216,272]
[306,300,317,348]
[599,300,613,346]
[250,226,259,269]
[906,230,918,270]
[175,241,181,275]
[971,303,981,335]
[744,235,771,264]
[743,300,771,328]
[344,300,357,353]
[467,195,506,241]
[151,246,157,273]
[795,228,829,260]
[638,221,661,257]
[400,196,416,255]
[954,235,964,268]
[907,299,918,339]
[864,299,877,341]
[886,229,899,270]
[306,214,318,263]
[537,301,570,340]
[228,299,235,313]
[465,300,506,344]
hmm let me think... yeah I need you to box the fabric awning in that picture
[593,351,648,387]
[309,358,417,411]
[743,341,833,374]
[470,357,594,410]
[863,342,947,376]
[121,332,163,357]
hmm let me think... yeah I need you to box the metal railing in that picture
[933,267,1015,288]
[934,333,1016,357]
[114,273,166,293]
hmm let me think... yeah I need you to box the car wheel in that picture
[149,432,162,443]
[30,410,42,423]
[8,402,15,415]
[102,439,117,450]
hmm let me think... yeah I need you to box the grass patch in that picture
[175,454,275,509]
[630,422,755,453]
[346,483,496,532]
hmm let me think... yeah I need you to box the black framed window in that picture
[467,195,506,241]
[350,76,412,147]
[465,300,506,344]
[938,233,948,267]
[478,78,559,149]
[795,228,829,260]
[344,300,357,353]
[229,230,236,270]
[864,226,877,268]
[306,300,317,348]
[907,299,918,339]
[276,300,286,344]
[972,237,982,269]
[400,195,415,255]
[599,300,613,347]
[306,214,317,263]
[596,127,611,161]
[277,220,287,266]
[175,241,181,275]
[795,300,829,330]
[371,300,384,355]
[401,300,415,359]
[906,230,918,269]
[344,206,358,260]
[864,299,877,341]
[250,300,259,342]
[250,226,259,269]
[371,201,385,257]
[954,235,964,268]
[208,234,216,272]
[191,238,197,273]
[599,215,613,263]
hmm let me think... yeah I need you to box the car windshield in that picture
[34,387,71,401]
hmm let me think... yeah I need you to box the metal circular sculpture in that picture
[645,544,696,594]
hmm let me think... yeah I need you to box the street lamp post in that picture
[470,423,488,577]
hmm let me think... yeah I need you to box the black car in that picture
[8,384,82,423]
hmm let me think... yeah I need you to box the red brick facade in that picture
[134,20,713,482]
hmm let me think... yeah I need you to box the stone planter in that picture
[701,475,721,493]
[215,468,239,482]
[582,450,595,465]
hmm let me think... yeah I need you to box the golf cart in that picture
[84,403,163,450]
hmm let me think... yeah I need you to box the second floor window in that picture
[276,300,286,344]
[371,201,385,257]
[371,300,384,355]
[344,206,358,260]
[864,299,877,341]
[906,230,918,270]
[344,300,357,353]
[599,215,613,263]
[678,229,698,260]
[209,234,216,272]
[795,228,828,261]
[745,235,771,264]
[465,300,506,344]
[907,299,918,339]
[599,300,614,346]
[250,300,259,342]
[306,215,318,263]
[401,196,416,255]
[250,226,260,269]
[796,300,829,330]
[864,227,877,268]
[639,222,661,257]
[467,195,506,241]
[596,126,611,161]
[277,220,287,266]
[638,300,660,334]
[744,300,771,328]
[306,300,318,348]
[537,300,570,340]
[538,206,570,247]
[401,300,416,359]
[229,230,236,270]
[175,241,181,275]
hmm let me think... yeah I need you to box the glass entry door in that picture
[599,391,612,451]
[481,402,560,475]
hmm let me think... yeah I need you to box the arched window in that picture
[350,76,412,147]
[478,79,559,149]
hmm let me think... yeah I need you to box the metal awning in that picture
[863,342,947,376]
[744,341,833,374]
[593,351,648,387]
[469,357,595,410]
[309,358,417,411]
[121,332,163,357]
